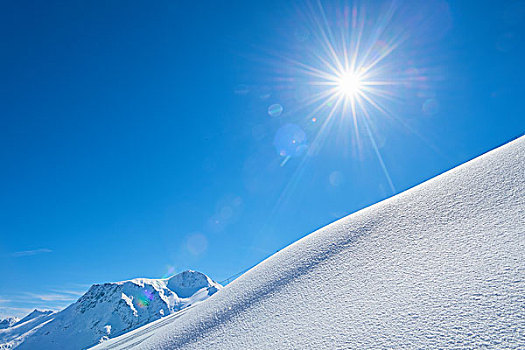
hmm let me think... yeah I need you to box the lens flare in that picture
[260,1,442,226]
[271,1,414,195]
[136,288,155,308]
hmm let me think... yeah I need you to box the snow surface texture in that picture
[94,136,525,350]
[0,271,220,349]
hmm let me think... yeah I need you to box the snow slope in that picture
[1,271,220,350]
[93,136,525,349]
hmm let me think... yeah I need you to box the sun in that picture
[272,1,412,195]
[337,71,362,98]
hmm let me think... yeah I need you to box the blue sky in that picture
[1,0,523,318]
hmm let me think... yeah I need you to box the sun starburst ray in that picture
[264,1,429,201]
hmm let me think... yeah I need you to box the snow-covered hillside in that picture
[0,271,221,350]
[93,136,525,349]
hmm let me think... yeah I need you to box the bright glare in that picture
[278,2,411,195]
[337,71,362,98]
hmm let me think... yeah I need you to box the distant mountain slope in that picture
[1,271,220,350]
[13,310,53,327]
[0,310,54,349]
[0,318,19,330]
[93,136,525,349]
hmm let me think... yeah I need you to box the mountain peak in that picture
[4,271,221,350]
[166,270,217,298]
[15,309,53,325]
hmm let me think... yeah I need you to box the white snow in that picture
[93,136,525,349]
[0,271,221,350]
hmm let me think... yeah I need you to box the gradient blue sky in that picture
[1,0,524,318]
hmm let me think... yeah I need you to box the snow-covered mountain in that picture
[13,310,53,327]
[0,319,19,331]
[0,310,54,350]
[93,136,525,349]
[0,270,221,350]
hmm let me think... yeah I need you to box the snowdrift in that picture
[95,136,523,349]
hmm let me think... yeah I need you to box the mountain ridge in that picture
[0,270,221,350]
